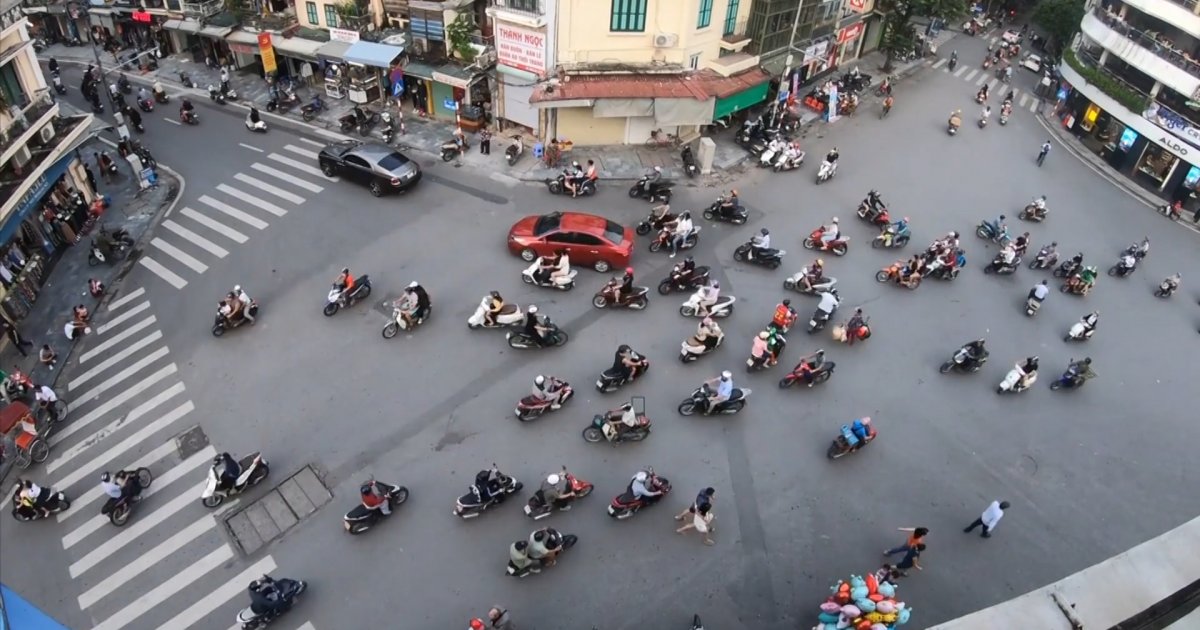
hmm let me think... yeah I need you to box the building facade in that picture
[531,0,771,145]
[1,0,96,327]
[747,0,882,84]
[1056,0,1200,202]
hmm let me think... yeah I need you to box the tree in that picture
[878,0,967,71]
[446,14,478,63]
[1033,0,1086,54]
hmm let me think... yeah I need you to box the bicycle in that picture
[645,129,681,148]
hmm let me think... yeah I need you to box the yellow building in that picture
[533,0,770,145]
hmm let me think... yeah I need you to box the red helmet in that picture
[625,267,634,275]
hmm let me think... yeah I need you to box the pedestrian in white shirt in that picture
[964,500,1010,538]
[35,385,59,423]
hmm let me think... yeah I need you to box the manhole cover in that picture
[175,425,209,459]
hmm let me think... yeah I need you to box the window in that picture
[697,0,713,28]
[610,0,647,32]
[573,233,603,246]
[305,1,318,25]
[324,4,338,27]
[689,53,701,69]
[546,232,577,244]
[378,153,411,170]
[723,0,739,35]
[344,155,370,169]
[507,0,539,11]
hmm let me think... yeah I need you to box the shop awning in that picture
[713,81,770,119]
[272,35,324,61]
[402,60,437,80]
[0,152,77,246]
[164,19,202,33]
[225,29,259,46]
[343,41,404,68]
[200,25,233,38]
[655,98,716,125]
[316,40,352,63]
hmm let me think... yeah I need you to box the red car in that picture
[507,211,634,273]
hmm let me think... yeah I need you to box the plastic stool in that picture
[533,142,544,160]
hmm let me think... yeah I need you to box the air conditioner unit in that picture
[653,33,678,48]
[38,124,56,143]
[12,144,32,168]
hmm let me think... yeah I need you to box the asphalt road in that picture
[6,33,1200,630]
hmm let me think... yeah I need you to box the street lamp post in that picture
[87,35,130,141]
[771,2,805,128]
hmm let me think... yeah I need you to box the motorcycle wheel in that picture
[679,305,696,317]
[767,259,781,269]
[657,280,673,295]
[1107,265,1120,276]
[1053,267,1068,278]
[202,494,223,508]
[975,225,989,239]
[88,254,100,267]
[137,467,154,487]
[110,504,131,526]
[551,332,569,346]
[732,215,747,225]
[575,486,593,498]
[581,427,604,443]
[1050,380,1063,391]
[677,400,697,416]
[648,240,662,253]
[826,442,848,459]
[391,487,410,505]
[302,111,314,122]
[382,322,400,339]
[702,210,715,221]
[517,407,542,422]
[832,244,848,256]
[778,375,796,389]
[507,335,529,349]
[322,302,339,317]
[802,237,817,250]
[939,360,955,374]
[871,237,884,249]
[627,186,641,198]
[875,270,891,282]
[348,521,371,535]
[591,295,609,309]
[441,150,455,162]
[547,181,561,195]
[249,464,270,486]
[983,264,995,274]
[211,323,225,337]
[733,246,748,261]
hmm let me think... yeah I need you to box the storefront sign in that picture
[837,22,865,44]
[230,43,257,55]
[495,23,545,76]
[1156,134,1190,157]
[329,27,359,43]
[803,38,830,65]
[132,9,151,22]
[846,0,873,12]
[258,32,277,74]
[443,99,459,111]
[432,71,470,89]
[1142,102,1200,150]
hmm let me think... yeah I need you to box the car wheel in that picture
[594,260,610,273]
[520,248,537,262]
[321,163,336,177]
[370,181,383,197]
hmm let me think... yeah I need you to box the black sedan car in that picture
[318,141,422,196]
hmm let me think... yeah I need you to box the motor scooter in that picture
[681,145,698,177]
[200,453,269,507]
[244,112,268,133]
[525,470,593,520]
[827,418,876,459]
[505,135,525,166]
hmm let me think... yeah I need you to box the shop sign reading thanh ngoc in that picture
[495,23,545,75]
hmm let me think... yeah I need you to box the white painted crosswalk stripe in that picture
[161,556,278,630]
[232,173,308,204]
[298,137,325,147]
[180,207,249,244]
[268,152,330,179]
[91,545,235,630]
[50,401,193,487]
[284,144,320,160]
[248,163,323,195]
[73,346,171,406]
[60,443,209,528]
[216,183,289,216]
[1019,95,1029,107]
[69,481,205,578]
[954,65,968,77]
[139,257,189,289]
[96,300,151,334]
[50,382,186,463]
[964,68,978,81]
[162,220,230,258]
[151,238,209,273]
[987,78,999,92]
[68,330,163,391]
[78,516,217,610]
[931,58,947,69]
[198,195,270,230]
[1029,99,1038,112]
[51,363,178,444]
[106,287,145,312]
[975,73,988,86]
[79,315,156,363]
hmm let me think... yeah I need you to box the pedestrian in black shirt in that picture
[480,128,492,155]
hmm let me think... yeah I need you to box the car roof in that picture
[558,212,610,233]
[349,143,402,161]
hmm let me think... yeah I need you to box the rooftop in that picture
[531,67,771,103]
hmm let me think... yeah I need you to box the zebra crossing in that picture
[138,137,334,290]
[929,56,1044,113]
[33,291,315,630]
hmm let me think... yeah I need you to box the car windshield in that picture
[377,152,410,171]
[604,220,625,245]
[533,214,562,236]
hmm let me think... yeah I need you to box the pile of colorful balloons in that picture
[812,573,912,630]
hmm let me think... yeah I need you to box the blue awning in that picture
[1,584,73,630]
[0,153,76,246]
[343,41,404,69]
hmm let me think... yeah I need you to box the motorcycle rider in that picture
[563,160,584,197]
[1079,311,1099,335]
[137,86,151,107]
[801,258,826,292]
[1161,273,1182,295]
[819,217,841,247]
[694,317,723,350]
[985,214,1007,240]
[704,371,734,412]
[995,242,1018,270]
[825,147,839,165]
[960,339,989,368]
[1118,249,1138,274]
[949,109,963,130]
[17,480,50,518]
[886,216,911,245]
[1132,236,1150,259]
[630,470,664,502]
[1018,356,1040,389]
[509,540,538,575]
[101,470,141,504]
[772,299,797,332]
[980,105,992,125]
[248,577,288,619]
[483,291,504,326]
[360,480,391,516]
[248,105,262,127]
[642,166,663,196]
[669,211,694,258]
[717,190,741,219]
[224,291,245,323]
[530,374,567,409]
[844,308,867,345]
[603,401,640,439]
[538,471,576,511]
[862,190,885,216]
[179,97,195,122]
[1028,279,1050,306]
[977,83,989,102]
[405,281,431,323]
[750,331,771,368]
[214,452,240,491]
[791,349,826,386]
[528,528,562,566]
[611,344,645,383]
[1063,357,1095,386]
[122,104,143,129]
[152,80,166,100]
[611,267,635,304]
[671,256,697,286]
[233,284,255,323]
[1013,231,1031,258]
[696,280,721,317]
[1037,241,1059,266]
[334,267,355,304]
[1069,265,1098,294]
[521,305,549,346]
[750,228,771,260]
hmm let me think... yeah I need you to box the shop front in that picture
[493,21,548,132]
[110,7,167,52]
[162,19,231,64]
[401,60,489,123]
[342,41,405,105]
[87,6,115,41]
[834,21,866,66]
[316,39,353,101]
[270,34,324,83]
[225,29,262,71]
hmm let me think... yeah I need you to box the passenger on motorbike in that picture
[717,190,741,219]
[704,371,734,410]
[1028,280,1050,304]
[820,218,840,245]
[612,344,644,382]
[845,308,867,344]
[248,578,287,618]
[997,243,1018,267]
[530,374,566,409]
[604,402,639,438]
[564,161,584,197]
[695,317,723,349]
[801,259,826,291]
[538,472,575,510]
[793,350,826,386]
[233,284,255,323]
[672,257,697,285]
[750,331,770,367]
[697,280,721,317]
[611,267,635,303]
[772,299,797,331]
[825,147,839,165]
[961,339,988,367]
[509,540,537,574]
[17,480,50,518]
[225,292,244,323]
[669,211,694,257]
[750,228,771,259]
[405,281,431,323]
[1013,232,1031,258]
[1064,357,1095,385]
[360,480,391,515]
[215,452,240,491]
[483,291,504,326]
[1162,273,1181,293]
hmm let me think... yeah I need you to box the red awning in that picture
[531,67,772,104]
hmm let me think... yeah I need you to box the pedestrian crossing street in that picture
[138,137,334,290]
[36,290,316,630]
[928,56,1044,114]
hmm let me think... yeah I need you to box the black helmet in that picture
[341,267,349,274]
[760,228,769,236]
[618,344,631,354]
[360,484,373,496]
[100,472,111,483]
[684,256,694,264]
[782,299,791,306]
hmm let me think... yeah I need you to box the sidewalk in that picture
[929,514,1200,629]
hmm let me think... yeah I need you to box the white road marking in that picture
[180,207,249,243]
[987,78,999,91]
[932,58,947,69]
[1009,88,1020,99]
[49,385,187,470]
[69,481,206,578]
[298,137,325,147]
[267,152,331,179]
[98,137,117,148]
[975,73,988,86]
[60,443,210,526]
[151,238,209,273]
[96,300,151,334]
[198,195,269,230]
[1020,95,1030,107]
[314,127,347,141]
[49,364,178,444]
[216,183,290,216]
[164,117,181,126]
[49,401,192,487]
[238,142,264,153]
[73,346,170,405]
[247,163,323,195]
[953,65,968,77]
[90,545,235,630]
[964,69,978,82]
[138,257,189,289]
[68,330,163,390]
[233,172,309,203]
[80,316,157,363]
[79,516,217,609]
[160,556,278,630]
[284,144,320,160]
[106,287,145,312]
[1029,99,1039,112]
[162,220,230,257]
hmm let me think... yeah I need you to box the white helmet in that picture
[634,471,648,482]
[233,285,241,292]
[527,305,538,314]
[831,217,839,223]
[721,370,732,380]
[534,375,545,387]
[547,474,561,485]
[408,281,418,288]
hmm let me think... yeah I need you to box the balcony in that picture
[1068,46,1200,134]
[242,7,300,31]
[720,19,752,51]
[0,90,57,164]
[1121,0,1200,40]
[334,0,374,30]
[708,51,760,77]
[180,0,222,19]
[1083,7,1200,101]
[0,113,92,217]
[486,0,545,28]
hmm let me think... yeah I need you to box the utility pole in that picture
[771,1,805,127]
[86,30,133,141]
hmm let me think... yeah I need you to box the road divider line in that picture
[238,142,264,153]
[953,65,968,77]
[283,144,320,160]
[247,163,322,195]
[78,516,217,609]
[298,137,324,147]
[73,346,171,406]
[150,238,209,273]
[96,301,151,334]
[60,444,212,528]
[160,556,278,630]
[931,58,947,69]
[49,364,178,444]
[106,288,145,312]
[80,315,157,364]
[162,220,230,258]
[138,257,189,289]
[267,152,334,179]
[198,195,269,230]
[90,545,235,630]
[216,183,290,216]
[68,330,163,391]
[164,117,181,126]
[180,207,249,243]
[963,68,978,81]
[49,400,193,485]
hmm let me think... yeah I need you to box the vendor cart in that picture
[1,402,49,469]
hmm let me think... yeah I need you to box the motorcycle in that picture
[733,241,787,269]
[581,400,652,443]
[807,291,841,333]
[219,81,238,101]
[1154,278,1179,298]
[117,74,131,94]
[871,226,910,249]
[778,352,836,388]
[679,290,735,318]
[515,381,574,422]
[1054,257,1082,278]
[1049,363,1095,391]
[635,209,675,236]
[596,354,649,393]
[1158,200,1183,220]
[856,193,890,226]
[939,346,989,373]
[1065,318,1096,342]
[702,197,748,225]
[1029,247,1059,270]
[997,363,1037,394]
[948,114,962,135]
[802,228,849,256]
[454,467,523,519]
[234,576,307,629]
[88,240,127,266]
[179,109,198,125]
[1019,202,1047,222]
[200,453,269,507]
[759,139,787,168]
[815,159,837,184]
[592,281,649,310]
[657,265,710,295]
[1025,294,1043,316]
[102,467,154,526]
[136,96,154,112]
[608,472,671,520]
[649,226,700,254]
[827,418,877,459]
[343,482,408,534]
[682,145,699,177]
[212,300,258,337]
[679,331,723,363]
[875,260,920,289]
[522,258,577,290]
[153,88,169,104]
[207,85,226,105]
[983,253,1021,275]
[628,175,674,204]
[322,276,372,316]
[834,318,871,344]
[545,171,597,197]
[244,113,268,133]
[300,96,325,122]
[179,71,195,88]
[677,383,751,416]
[381,297,430,339]
[51,72,67,95]
[783,270,837,294]
[525,470,594,520]
[506,530,578,577]
[10,486,70,521]
[441,137,467,162]
[467,298,524,329]
[1107,257,1136,277]
[505,135,525,166]
[379,111,395,143]
[506,321,569,349]
[975,220,1009,244]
